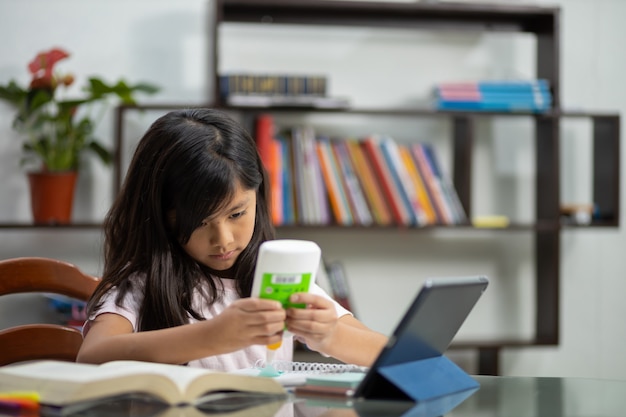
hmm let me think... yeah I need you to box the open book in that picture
[0,360,286,409]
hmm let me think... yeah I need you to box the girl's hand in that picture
[210,297,285,352]
[284,293,338,353]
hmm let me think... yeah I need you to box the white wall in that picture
[0,0,625,380]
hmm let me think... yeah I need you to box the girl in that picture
[77,108,387,371]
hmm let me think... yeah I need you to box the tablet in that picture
[354,275,489,400]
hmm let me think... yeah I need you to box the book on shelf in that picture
[325,260,354,313]
[362,136,413,226]
[398,144,438,225]
[434,79,552,112]
[379,137,427,226]
[436,79,550,93]
[410,144,454,225]
[344,139,393,226]
[436,99,550,112]
[292,126,330,225]
[0,360,286,411]
[276,133,297,225]
[331,140,374,226]
[316,137,354,226]
[255,115,283,225]
[219,73,327,97]
[421,143,468,224]
[410,143,467,225]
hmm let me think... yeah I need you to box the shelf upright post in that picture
[453,116,474,219]
[534,7,561,345]
[592,115,621,225]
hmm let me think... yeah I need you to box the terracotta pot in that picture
[27,171,78,224]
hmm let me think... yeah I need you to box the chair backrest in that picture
[0,257,101,366]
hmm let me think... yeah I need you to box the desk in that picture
[18,376,626,417]
[295,375,626,417]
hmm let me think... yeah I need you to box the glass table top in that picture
[23,375,626,417]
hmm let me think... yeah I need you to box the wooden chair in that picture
[0,257,100,366]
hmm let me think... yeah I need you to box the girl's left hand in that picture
[284,292,338,353]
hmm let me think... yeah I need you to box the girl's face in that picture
[181,181,257,271]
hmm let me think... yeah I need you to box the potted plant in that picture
[0,47,159,224]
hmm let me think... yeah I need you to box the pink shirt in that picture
[83,275,350,372]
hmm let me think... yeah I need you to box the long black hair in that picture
[87,108,275,331]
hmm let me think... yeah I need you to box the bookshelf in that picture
[110,0,620,375]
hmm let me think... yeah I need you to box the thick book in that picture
[0,360,286,409]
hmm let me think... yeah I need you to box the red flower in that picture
[28,48,70,90]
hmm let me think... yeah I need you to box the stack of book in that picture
[255,115,467,227]
[433,79,552,112]
[219,73,350,109]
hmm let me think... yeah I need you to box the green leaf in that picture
[0,80,28,105]
[87,141,112,165]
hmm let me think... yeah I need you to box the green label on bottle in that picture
[259,272,311,308]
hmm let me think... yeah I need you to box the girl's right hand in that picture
[208,297,285,352]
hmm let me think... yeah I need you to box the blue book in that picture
[476,79,549,91]
[436,99,551,112]
[277,134,296,225]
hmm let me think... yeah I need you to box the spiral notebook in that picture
[233,360,367,387]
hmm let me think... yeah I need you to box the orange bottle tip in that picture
[267,341,282,350]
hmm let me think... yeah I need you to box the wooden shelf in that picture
[107,0,621,376]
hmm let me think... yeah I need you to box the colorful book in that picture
[421,143,468,224]
[398,144,438,225]
[316,137,354,225]
[410,144,454,225]
[380,137,431,226]
[345,139,393,226]
[434,79,552,112]
[436,79,550,93]
[362,136,413,226]
[331,140,373,226]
